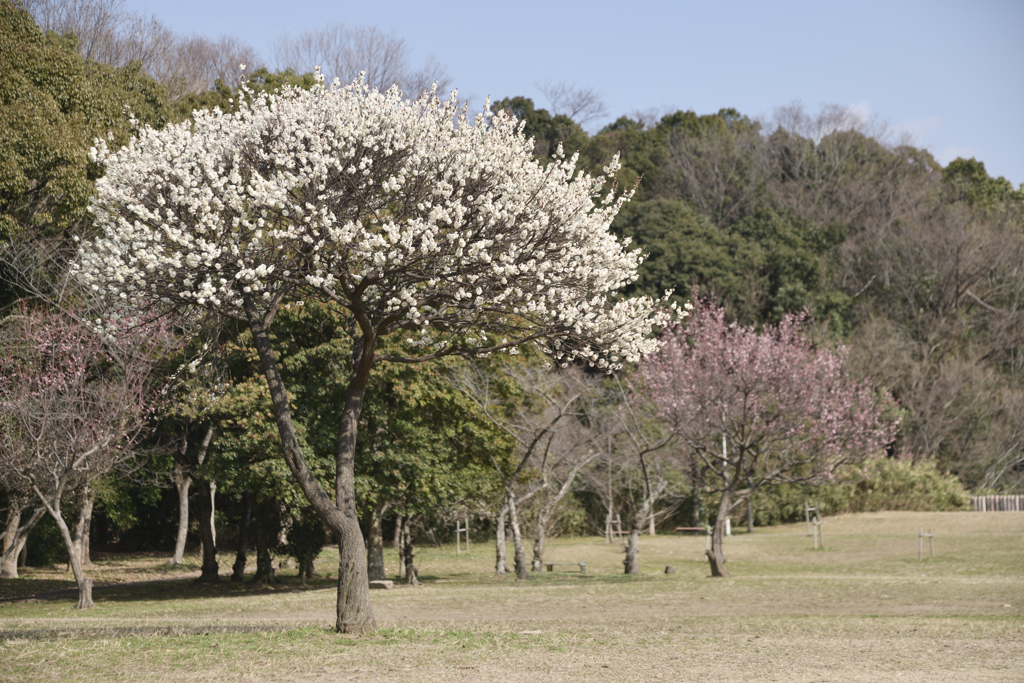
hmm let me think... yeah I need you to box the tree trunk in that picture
[232,491,252,582]
[706,491,732,577]
[690,458,703,528]
[746,495,754,533]
[196,481,218,582]
[0,506,45,579]
[3,505,20,555]
[392,514,403,549]
[247,314,376,633]
[366,502,386,581]
[401,515,419,586]
[168,463,192,566]
[531,506,549,572]
[2,505,22,579]
[507,490,529,580]
[49,505,93,608]
[251,507,276,584]
[495,503,508,574]
[623,526,641,574]
[394,515,404,578]
[72,486,93,567]
[624,507,645,574]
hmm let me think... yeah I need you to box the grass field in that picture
[1,511,1022,681]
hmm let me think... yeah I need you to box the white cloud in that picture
[846,100,871,126]
[896,115,943,145]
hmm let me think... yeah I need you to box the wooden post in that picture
[812,516,823,550]
[455,518,469,555]
[804,502,818,536]
[919,527,935,560]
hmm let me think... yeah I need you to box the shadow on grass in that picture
[1,575,338,606]
[0,623,320,641]
[417,571,656,586]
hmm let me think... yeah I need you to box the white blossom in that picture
[75,75,673,368]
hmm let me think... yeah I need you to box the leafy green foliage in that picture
[208,301,511,525]
[0,0,168,309]
[943,157,1024,211]
[168,67,317,123]
[0,0,167,242]
[282,508,325,571]
[490,96,589,161]
[749,459,971,526]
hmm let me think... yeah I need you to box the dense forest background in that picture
[2,0,1022,569]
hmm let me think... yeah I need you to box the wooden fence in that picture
[971,495,1024,511]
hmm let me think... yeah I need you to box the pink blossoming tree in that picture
[0,309,164,607]
[639,301,897,577]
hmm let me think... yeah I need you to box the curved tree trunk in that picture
[366,502,386,581]
[248,314,376,633]
[49,505,94,608]
[232,491,252,581]
[706,491,732,577]
[168,463,191,566]
[196,481,218,582]
[507,490,529,580]
[1,505,45,579]
[495,503,508,574]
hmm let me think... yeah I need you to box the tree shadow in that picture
[1,574,338,605]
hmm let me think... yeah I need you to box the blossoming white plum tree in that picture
[74,74,671,632]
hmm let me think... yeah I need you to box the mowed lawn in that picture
[1,511,1022,682]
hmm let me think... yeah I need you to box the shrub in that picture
[748,458,970,526]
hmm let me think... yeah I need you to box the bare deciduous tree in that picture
[24,0,263,100]
[537,80,608,125]
[660,110,767,226]
[273,23,449,95]
[450,362,598,580]
[581,375,677,574]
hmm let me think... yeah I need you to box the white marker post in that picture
[456,517,470,555]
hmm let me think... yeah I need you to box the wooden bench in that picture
[545,562,586,574]
[675,526,707,537]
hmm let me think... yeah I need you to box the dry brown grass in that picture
[1,511,1022,681]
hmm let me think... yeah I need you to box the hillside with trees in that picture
[1,0,1020,621]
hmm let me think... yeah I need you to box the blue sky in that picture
[124,0,1024,186]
